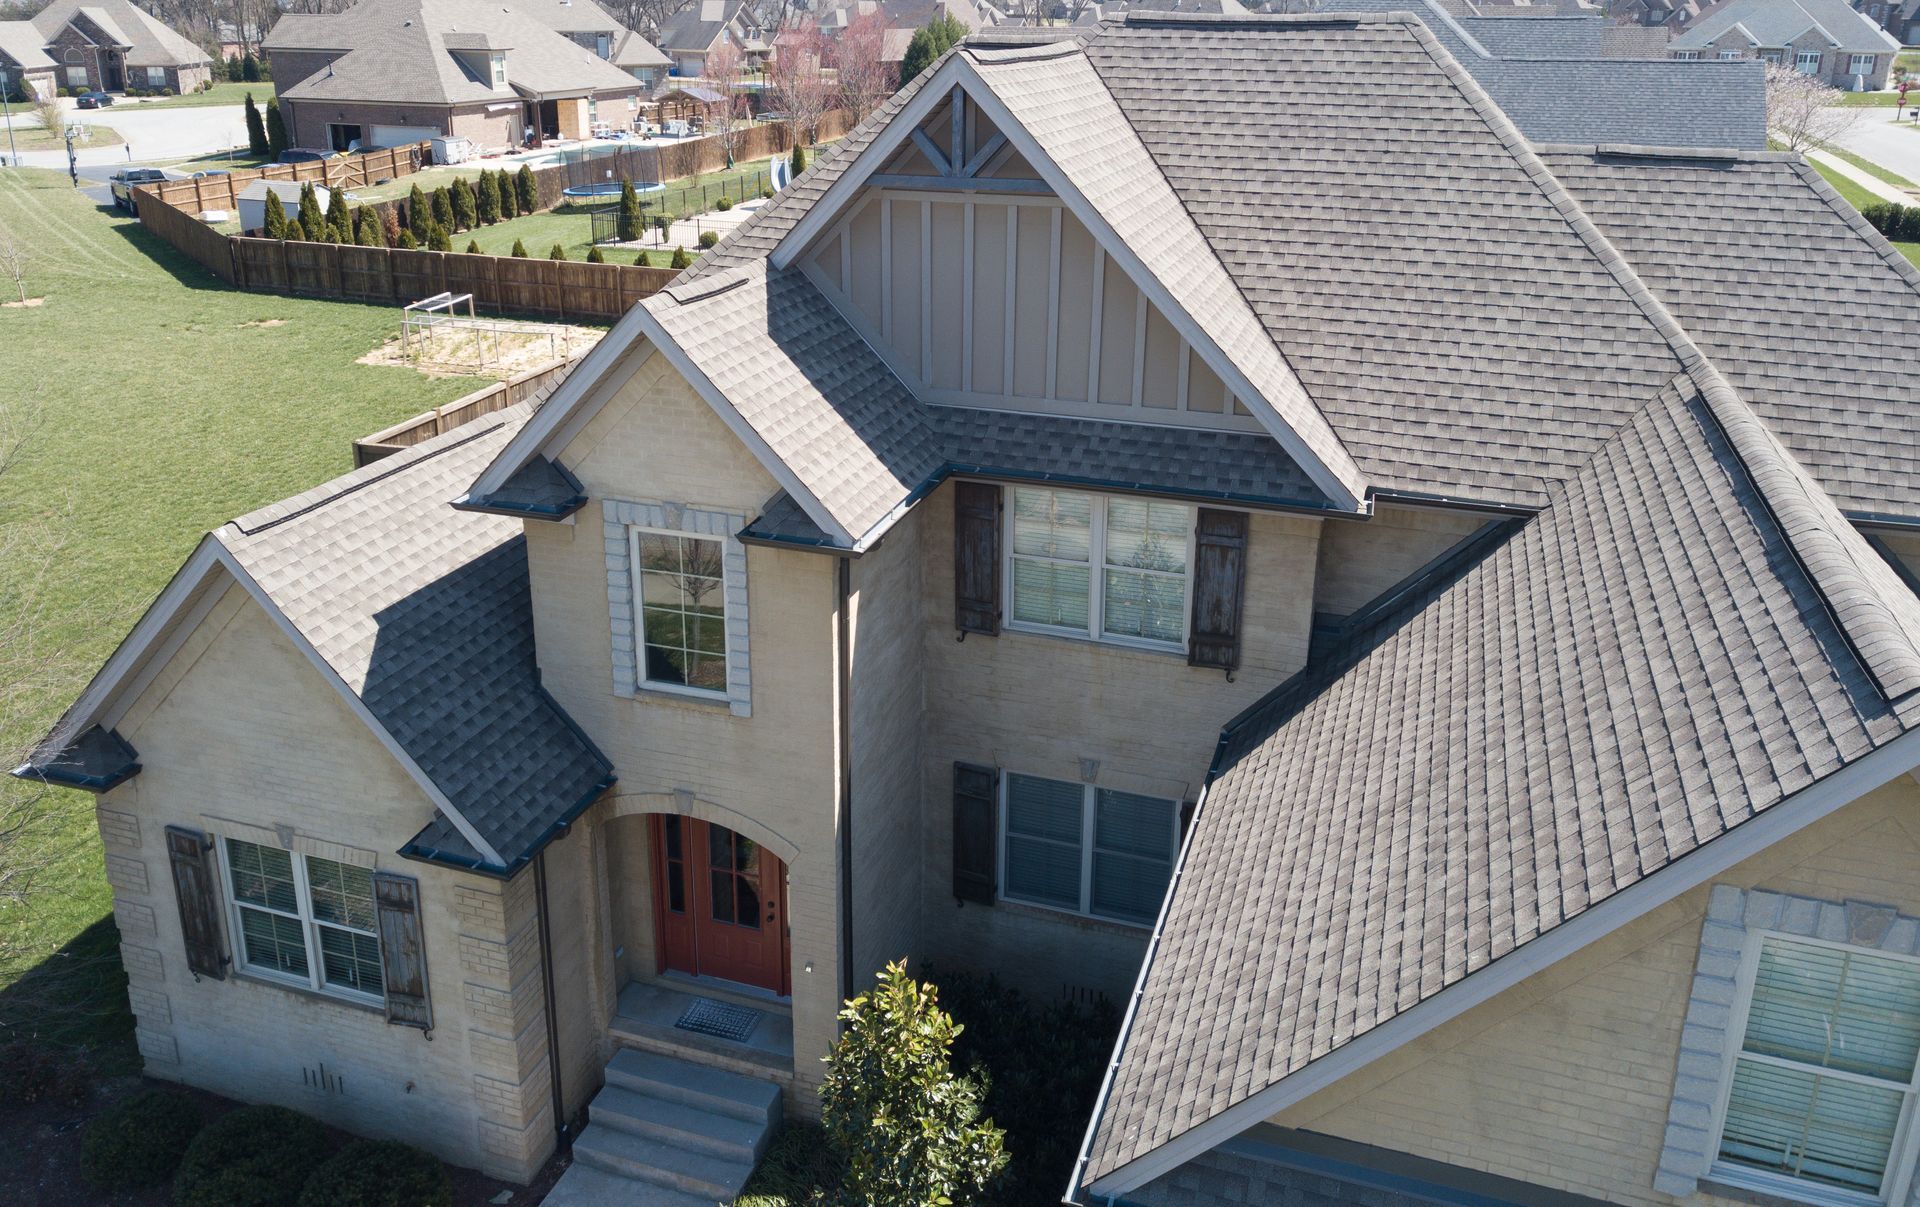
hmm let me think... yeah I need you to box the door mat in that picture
[675,996,761,1043]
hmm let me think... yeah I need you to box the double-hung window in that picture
[1711,934,1920,1205]
[1006,487,1193,651]
[632,529,729,697]
[999,772,1179,926]
[490,51,507,87]
[222,837,384,1003]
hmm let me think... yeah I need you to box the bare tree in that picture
[704,39,748,166]
[1766,62,1861,153]
[769,24,834,144]
[31,94,62,143]
[834,8,896,124]
[0,227,26,305]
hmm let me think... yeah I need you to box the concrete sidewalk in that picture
[1805,146,1914,206]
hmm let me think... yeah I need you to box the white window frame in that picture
[218,835,384,1007]
[995,772,1180,928]
[1001,486,1197,654]
[144,65,166,86]
[1676,49,1703,59]
[1706,930,1920,1207]
[1798,50,1823,73]
[1851,53,1877,77]
[1719,49,1744,59]
[1762,49,1784,63]
[628,525,731,702]
[489,51,507,87]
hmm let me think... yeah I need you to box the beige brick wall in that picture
[529,347,843,1104]
[1312,503,1488,619]
[449,104,519,154]
[101,583,562,1182]
[915,481,1323,1003]
[1269,776,1920,1207]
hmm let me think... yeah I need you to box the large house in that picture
[1668,0,1899,88]
[519,0,674,90]
[21,12,1920,1207]
[7,0,210,95]
[0,22,57,100]
[654,0,770,77]
[264,0,647,154]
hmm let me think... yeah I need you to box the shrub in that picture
[285,218,306,241]
[296,1139,451,1207]
[355,207,383,246]
[510,238,528,257]
[698,230,719,248]
[242,52,261,83]
[174,1105,327,1207]
[297,182,324,241]
[466,238,480,254]
[653,213,673,241]
[548,242,567,260]
[762,186,775,199]
[262,189,288,239]
[80,1086,203,1190]
[244,92,267,156]
[617,179,643,241]
[822,962,1006,1206]
[0,1040,91,1107]
[450,176,476,230]
[428,220,452,252]
[635,250,652,266]
[477,172,499,224]
[516,163,538,215]
[716,194,734,211]
[265,96,286,160]
[325,187,353,242]
[380,205,401,247]
[397,228,419,249]
[791,141,807,178]
[430,186,453,232]
[586,245,604,263]
[670,244,691,269]
[1861,201,1920,242]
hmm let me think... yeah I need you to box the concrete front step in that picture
[571,1122,753,1201]
[604,1047,784,1127]
[589,1083,769,1163]
[542,1160,721,1207]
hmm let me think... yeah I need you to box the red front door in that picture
[651,816,789,996]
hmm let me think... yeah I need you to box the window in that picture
[1006,487,1193,651]
[1798,50,1823,73]
[596,32,611,58]
[223,837,384,1002]
[1676,49,1702,59]
[1762,49,1783,63]
[1711,935,1920,1206]
[1719,49,1744,59]
[489,51,506,87]
[632,529,729,696]
[1000,773,1178,926]
[145,65,165,86]
[1851,53,1877,77]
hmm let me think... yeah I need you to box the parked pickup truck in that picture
[109,168,168,215]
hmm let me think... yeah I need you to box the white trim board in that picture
[1078,722,1920,1199]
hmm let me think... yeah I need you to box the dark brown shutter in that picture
[165,825,226,981]
[373,871,432,1031]
[1189,508,1249,672]
[952,762,998,905]
[954,481,1002,636]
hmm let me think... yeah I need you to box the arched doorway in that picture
[650,816,790,996]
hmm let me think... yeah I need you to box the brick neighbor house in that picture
[25,0,210,95]
[1668,0,1899,88]
[0,22,57,100]
[19,14,1920,1207]
[264,0,647,154]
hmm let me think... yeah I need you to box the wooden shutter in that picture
[1188,508,1249,673]
[165,825,226,981]
[954,481,1002,636]
[952,762,999,905]
[373,871,432,1031]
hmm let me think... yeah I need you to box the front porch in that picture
[609,976,794,1084]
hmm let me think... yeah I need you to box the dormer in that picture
[445,31,509,91]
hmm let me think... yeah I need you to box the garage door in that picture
[370,125,443,149]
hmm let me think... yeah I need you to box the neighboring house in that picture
[519,0,672,90]
[1669,0,1898,88]
[1321,0,1765,147]
[20,12,1920,1207]
[1612,0,1706,30]
[0,21,58,100]
[654,0,769,76]
[27,0,211,94]
[264,0,644,154]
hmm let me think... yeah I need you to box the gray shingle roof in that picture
[1670,0,1899,49]
[32,0,209,67]
[1541,145,1920,522]
[0,21,55,70]
[220,408,613,871]
[655,0,749,53]
[1080,369,1920,1187]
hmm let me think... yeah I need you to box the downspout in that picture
[836,553,855,1003]
[533,845,569,1153]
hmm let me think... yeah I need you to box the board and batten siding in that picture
[1264,775,1920,1207]
[802,191,1258,430]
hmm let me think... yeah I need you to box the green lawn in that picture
[3,123,121,153]
[0,167,475,1064]
[453,206,679,264]
[116,81,275,110]
[1839,90,1904,106]
[1805,157,1920,266]
[158,146,273,173]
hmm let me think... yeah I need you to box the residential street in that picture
[1828,109,1920,184]
[0,103,247,169]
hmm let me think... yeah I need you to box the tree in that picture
[477,172,500,225]
[790,140,806,179]
[243,92,267,156]
[407,183,430,241]
[635,249,650,266]
[466,238,481,254]
[900,13,967,87]
[516,164,539,215]
[670,244,691,268]
[0,227,26,304]
[427,220,451,252]
[264,96,287,159]
[1766,62,1861,153]
[296,182,324,241]
[498,169,519,217]
[285,218,306,241]
[768,25,832,146]
[242,52,260,82]
[548,242,567,260]
[262,189,288,239]
[227,53,243,81]
[354,207,382,246]
[835,8,896,124]
[397,229,419,249]
[430,186,453,232]
[822,963,1008,1206]
[617,179,643,242]
[379,206,401,247]
[586,244,604,263]
[511,238,530,256]
[325,187,352,242]
[704,40,746,168]
[450,176,476,230]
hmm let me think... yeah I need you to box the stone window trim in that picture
[604,498,751,718]
[1655,885,1920,1204]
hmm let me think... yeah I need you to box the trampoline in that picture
[562,181,627,200]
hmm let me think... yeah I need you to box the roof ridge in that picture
[1783,156,1920,296]
[1535,141,1795,162]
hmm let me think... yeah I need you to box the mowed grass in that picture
[455,206,680,264]
[3,122,122,152]
[0,167,475,1061]
[1805,158,1920,266]
[116,81,275,110]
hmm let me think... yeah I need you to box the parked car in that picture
[75,90,115,109]
[277,149,338,164]
[108,167,167,214]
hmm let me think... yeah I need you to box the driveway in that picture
[1,104,247,169]
[1827,110,1920,185]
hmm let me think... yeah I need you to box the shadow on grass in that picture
[102,217,241,295]
[0,915,136,1074]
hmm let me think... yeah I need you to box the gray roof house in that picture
[654,0,769,76]
[20,13,1920,1207]
[25,0,211,93]
[1670,0,1900,88]
[0,20,57,97]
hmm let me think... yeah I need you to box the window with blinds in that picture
[1000,773,1178,926]
[223,837,384,1004]
[1006,487,1192,652]
[1713,936,1920,1204]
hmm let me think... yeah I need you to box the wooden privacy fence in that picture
[148,143,431,214]
[353,353,585,466]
